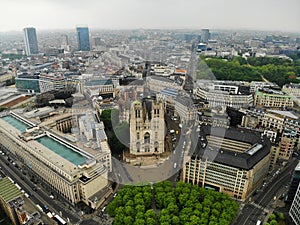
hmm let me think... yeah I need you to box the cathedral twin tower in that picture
[129,98,165,156]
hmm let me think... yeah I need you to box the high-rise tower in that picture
[61,34,70,52]
[76,26,90,51]
[23,27,39,56]
[201,29,211,43]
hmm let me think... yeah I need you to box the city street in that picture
[0,148,81,224]
[234,157,299,225]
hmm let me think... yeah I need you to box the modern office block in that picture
[76,27,90,51]
[287,162,300,203]
[201,29,211,43]
[23,27,39,56]
[183,126,271,201]
[289,182,300,225]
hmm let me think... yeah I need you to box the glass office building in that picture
[289,182,300,225]
[15,75,40,93]
[23,27,39,56]
[76,27,90,51]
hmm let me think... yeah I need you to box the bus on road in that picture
[53,214,67,225]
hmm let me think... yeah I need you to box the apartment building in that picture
[39,73,76,93]
[175,96,197,125]
[195,80,253,109]
[241,109,299,160]
[254,88,293,108]
[282,83,300,97]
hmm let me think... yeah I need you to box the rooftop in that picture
[267,110,299,120]
[0,177,23,203]
[194,125,271,170]
[160,87,178,99]
[256,88,288,96]
[1,115,29,132]
[85,79,113,86]
[149,75,174,83]
[283,83,300,88]
[36,135,87,166]
[0,114,92,175]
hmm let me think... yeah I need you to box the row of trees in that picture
[197,56,300,87]
[107,181,239,225]
[106,185,155,225]
[100,109,128,156]
[264,212,285,225]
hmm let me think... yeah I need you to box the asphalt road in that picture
[234,157,299,225]
[0,150,81,224]
[254,158,299,207]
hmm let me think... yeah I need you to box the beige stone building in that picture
[241,109,299,161]
[129,98,165,156]
[282,83,300,97]
[195,80,253,109]
[279,131,298,160]
[0,178,55,225]
[282,83,300,106]
[254,89,294,108]
[183,126,271,201]
[0,112,111,209]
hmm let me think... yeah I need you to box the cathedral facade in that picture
[129,98,165,156]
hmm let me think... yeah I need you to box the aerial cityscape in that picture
[0,1,300,225]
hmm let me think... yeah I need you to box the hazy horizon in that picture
[0,0,299,33]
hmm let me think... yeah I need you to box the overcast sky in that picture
[0,0,299,32]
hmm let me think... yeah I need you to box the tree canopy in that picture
[107,181,239,225]
[100,109,128,156]
[197,56,300,87]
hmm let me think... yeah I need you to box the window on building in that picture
[135,109,140,118]
[154,141,159,152]
[144,132,150,144]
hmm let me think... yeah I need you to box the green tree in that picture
[190,215,202,225]
[269,220,278,225]
[125,205,135,217]
[269,213,276,221]
[277,212,285,220]
[178,193,189,207]
[133,219,145,225]
[146,218,156,225]
[135,204,145,213]
[135,211,144,221]
[159,208,171,224]
[167,202,179,215]
[143,192,152,209]
[144,209,156,220]
[124,216,134,225]
[171,215,180,225]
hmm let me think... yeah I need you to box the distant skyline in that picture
[0,0,299,33]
